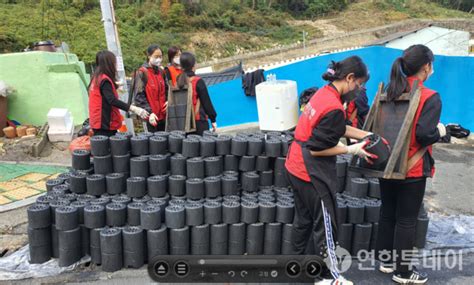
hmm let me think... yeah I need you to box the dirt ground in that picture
[0,136,71,166]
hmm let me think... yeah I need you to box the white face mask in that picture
[430,65,434,76]
[173,57,180,65]
[150,57,162,67]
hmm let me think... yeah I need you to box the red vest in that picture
[406,77,438,178]
[168,65,183,87]
[140,66,166,121]
[346,101,358,127]
[88,74,122,130]
[191,76,208,121]
[285,85,345,182]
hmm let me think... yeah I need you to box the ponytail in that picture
[176,52,196,89]
[176,72,189,89]
[386,57,409,101]
[321,56,368,83]
[385,45,434,101]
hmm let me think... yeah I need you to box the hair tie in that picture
[399,65,407,77]
[327,68,335,75]
[397,57,407,77]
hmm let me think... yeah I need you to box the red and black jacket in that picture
[406,76,442,178]
[185,71,217,123]
[89,74,128,131]
[285,85,346,182]
[134,63,168,121]
[346,89,369,128]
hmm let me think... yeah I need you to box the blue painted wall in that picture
[208,46,474,130]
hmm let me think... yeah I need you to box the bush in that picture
[138,12,164,32]
[164,3,186,31]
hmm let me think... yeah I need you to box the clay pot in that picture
[26,127,37,136]
[3,126,16,138]
[16,126,27,137]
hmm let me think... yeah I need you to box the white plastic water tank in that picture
[255,80,299,131]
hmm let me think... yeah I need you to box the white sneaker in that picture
[392,269,428,284]
[379,263,395,274]
[315,275,354,285]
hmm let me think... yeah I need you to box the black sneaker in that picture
[392,269,428,284]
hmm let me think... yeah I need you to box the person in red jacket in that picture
[133,45,168,132]
[176,52,217,135]
[345,85,369,129]
[375,45,445,284]
[285,56,377,285]
[88,50,148,137]
[164,46,183,88]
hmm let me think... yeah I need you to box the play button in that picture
[286,261,301,278]
[306,260,323,278]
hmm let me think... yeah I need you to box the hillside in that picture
[0,0,472,73]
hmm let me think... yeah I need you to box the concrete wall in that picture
[0,51,89,126]
[385,26,470,56]
[208,46,474,131]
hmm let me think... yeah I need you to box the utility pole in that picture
[100,0,134,133]
[99,0,128,103]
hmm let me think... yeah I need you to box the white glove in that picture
[129,105,149,120]
[211,122,217,132]
[149,113,158,126]
[437,123,446,137]
[346,140,377,163]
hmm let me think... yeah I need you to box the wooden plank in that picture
[362,82,384,132]
[379,93,412,102]
[397,125,412,175]
[383,82,421,179]
[348,165,385,178]
[349,83,384,168]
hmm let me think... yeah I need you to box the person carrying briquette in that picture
[375,44,445,284]
[176,52,217,135]
[89,50,148,137]
[133,44,168,132]
[285,56,382,285]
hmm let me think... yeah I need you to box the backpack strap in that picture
[128,67,148,106]
[407,147,428,171]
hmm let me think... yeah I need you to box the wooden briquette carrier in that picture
[348,80,422,180]
[165,78,197,133]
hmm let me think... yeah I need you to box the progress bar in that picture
[198,259,278,265]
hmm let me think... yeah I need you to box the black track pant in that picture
[195,120,209,136]
[287,173,337,256]
[375,178,426,274]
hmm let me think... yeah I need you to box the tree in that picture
[161,0,171,14]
